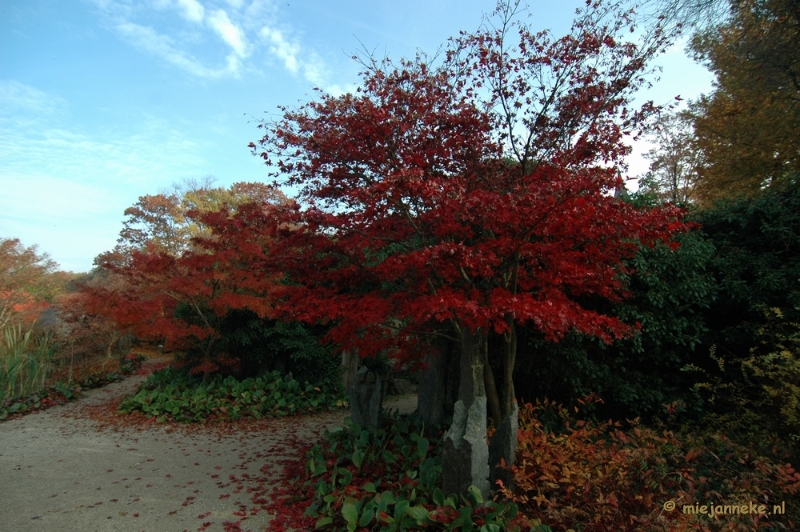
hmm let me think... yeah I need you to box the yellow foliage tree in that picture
[688,0,800,203]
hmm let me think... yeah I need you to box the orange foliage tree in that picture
[86,186,292,377]
[0,237,72,328]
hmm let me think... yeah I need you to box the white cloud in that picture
[324,83,358,97]
[302,51,326,85]
[91,0,340,86]
[176,0,205,23]
[116,22,237,77]
[260,26,300,73]
[208,9,247,57]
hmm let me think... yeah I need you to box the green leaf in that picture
[363,482,376,493]
[432,487,445,507]
[352,448,365,469]
[405,505,429,523]
[467,485,484,505]
[358,506,375,527]
[339,467,352,486]
[416,437,429,459]
[314,516,333,529]
[394,499,410,521]
[342,502,358,531]
[382,449,396,463]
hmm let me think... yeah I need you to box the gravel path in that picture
[0,362,417,532]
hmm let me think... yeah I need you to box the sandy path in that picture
[0,363,417,532]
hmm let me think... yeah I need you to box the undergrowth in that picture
[118,366,346,423]
[262,403,800,532]
[0,352,146,421]
[266,411,533,532]
[501,400,800,531]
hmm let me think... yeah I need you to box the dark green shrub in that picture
[173,306,341,389]
[118,366,345,423]
[514,229,718,421]
[670,178,800,458]
[693,175,800,359]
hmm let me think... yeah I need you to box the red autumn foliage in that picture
[85,195,291,377]
[250,0,688,426]
[45,289,132,382]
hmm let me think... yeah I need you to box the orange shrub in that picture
[499,400,800,531]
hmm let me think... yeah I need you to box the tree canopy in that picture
[689,0,800,202]
[251,0,687,434]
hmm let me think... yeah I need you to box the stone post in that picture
[441,328,490,500]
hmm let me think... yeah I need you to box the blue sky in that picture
[0,0,713,273]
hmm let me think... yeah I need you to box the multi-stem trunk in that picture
[502,314,517,417]
[481,334,503,427]
[482,317,519,424]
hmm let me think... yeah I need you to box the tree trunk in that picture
[481,334,503,428]
[441,327,491,500]
[341,349,360,393]
[417,337,458,425]
[502,317,517,418]
[489,315,519,490]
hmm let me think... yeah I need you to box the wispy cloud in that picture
[259,26,299,73]
[0,80,66,116]
[0,83,214,271]
[89,0,343,90]
[116,22,237,77]
[208,8,248,57]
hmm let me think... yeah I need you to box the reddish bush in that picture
[500,400,800,531]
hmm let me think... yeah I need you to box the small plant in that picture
[118,367,345,423]
[0,352,145,422]
[120,352,147,375]
[0,382,81,421]
[0,316,56,401]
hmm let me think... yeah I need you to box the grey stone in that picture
[488,402,519,490]
[441,397,490,499]
[348,365,386,428]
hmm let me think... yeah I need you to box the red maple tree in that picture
[251,0,687,493]
[254,0,683,413]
